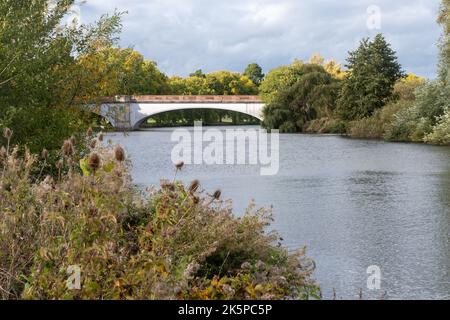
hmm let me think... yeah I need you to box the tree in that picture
[244,63,265,86]
[0,0,123,152]
[78,48,169,97]
[308,53,347,80]
[262,64,340,132]
[336,34,404,120]
[189,69,206,78]
[437,0,449,83]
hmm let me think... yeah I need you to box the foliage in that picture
[262,64,341,132]
[437,0,450,83]
[244,63,265,86]
[424,108,450,145]
[347,100,410,139]
[0,0,123,153]
[393,73,426,101]
[169,71,258,96]
[259,60,307,105]
[78,47,170,97]
[0,133,319,300]
[309,53,347,80]
[336,34,405,120]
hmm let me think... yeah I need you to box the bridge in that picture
[92,95,265,130]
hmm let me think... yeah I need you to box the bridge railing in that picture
[99,95,263,104]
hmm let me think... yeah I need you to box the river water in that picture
[106,126,450,300]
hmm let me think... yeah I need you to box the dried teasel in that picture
[42,148,49,161]
[188,179,200,194]
[175,161,184,170]
[192,195,200,205]
[56,159,64,170]
[87,127,93,137]
[213,189,222,200]
[61,139,74,157]
[3,127,12,140]
[88,153,101,171]
[114,145,125,162]
[160,179,175,191]
[70,135,76,146]
[98,132,104,142]
[89,139,97,149]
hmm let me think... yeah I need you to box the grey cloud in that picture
[81,0,442,78]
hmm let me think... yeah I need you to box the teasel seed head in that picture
[56,159,64,170]
[89,139,97,149]
[42,148,49,161]
[88,153,101,171]
[98,132,104,142]
[3,128,12,140]
[114,145,125,162]
[213,190,222,200]
[70,135,76,146]
[189,179,200,194]
[87,127,93,137]
[192,195,200,205]
[67,158,73,168]
[160,179,175,191]
[61,139,74,157]
[175,161,184,170]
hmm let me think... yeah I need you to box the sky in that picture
[79,0,443,79]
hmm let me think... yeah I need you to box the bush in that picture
[0,132,319,300]
[385,81,450,142]
[348,100,410,139]
[424,108,450,145]
[304,118,347,134]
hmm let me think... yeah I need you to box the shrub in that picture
[304,118,347,134]
[348,100,410,139]
[0,132,319,300]
[424,108,450,145]
[385,81,450,142]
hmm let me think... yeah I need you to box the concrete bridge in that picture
[92,95,265,130]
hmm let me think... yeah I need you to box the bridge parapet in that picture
[100,95,262,104]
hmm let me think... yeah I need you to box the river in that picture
[106,126,450,300]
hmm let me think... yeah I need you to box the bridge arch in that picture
[133,107,262,128]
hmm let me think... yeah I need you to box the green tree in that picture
[244,63,265,86]
[336,34,404,120]
[189,69,206,78]
[263,64,340,132]
[437,0,449,83]
[0,0,123,153]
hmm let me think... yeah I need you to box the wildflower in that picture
[188,179,200,194]
[88,153,101,171]
[114,146,125,162]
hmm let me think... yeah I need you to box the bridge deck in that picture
[100,95,262,104]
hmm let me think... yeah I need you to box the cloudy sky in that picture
[79,0,443,78]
